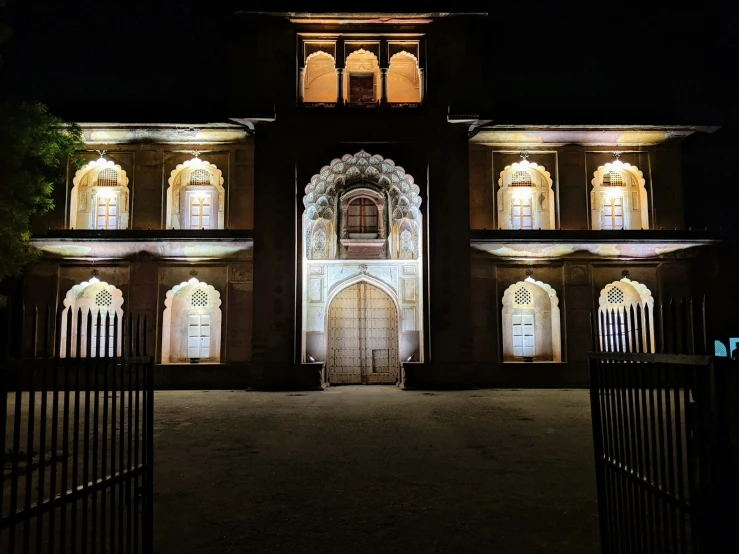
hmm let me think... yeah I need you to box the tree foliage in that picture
[0,101,84,304]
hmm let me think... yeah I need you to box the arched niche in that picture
[324,278,401,384]
[598,277,655,353]
[303,50,337,103]
[591,161,648,230]
[70,157,130,230]
[387,51,421,103]
[501,278,561,362]
[497,161,555,230]
[167,158,225,230]
[161,277,222,364]
[60,277,124,357]
[344,49,380,104]
[302,150,422,261]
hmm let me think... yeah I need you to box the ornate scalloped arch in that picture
[162,278,223,364]
[60,277,124,358]
[168,158,224,189]
[498,161,553,190]
[346,48,379,66]
[390,50,419,64]
[591,160,646,189]
[598,277,654,309]
[166,157,225,229]
[70,158,130,230]
[598,277,655,353]
[306,50,335,64]
[502,277,560,307]
[73,158,129,189]
[163,277,222,310]
[303,150,422,221]
[501,277,561,362]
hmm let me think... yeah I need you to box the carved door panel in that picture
[327,282,399,384]
[327,284,362,383]
[362,283,398,384]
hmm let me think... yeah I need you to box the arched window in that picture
[167,158,225,230]
[502,278,561,362]
[347,198,379,234]
[162,278,222,364]
[70,158,130,230]
[591,161,649,230]
[498,161,555,230]
[303,50,337,103]
[60,277,124,357]
[344,49,380,104]
[387,51,422,103]
[598,278,655,353]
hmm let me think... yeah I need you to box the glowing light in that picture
[95,188,117,198]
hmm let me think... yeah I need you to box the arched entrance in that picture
[326,281,399,384]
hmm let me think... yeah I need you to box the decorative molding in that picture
[303,150,422,222]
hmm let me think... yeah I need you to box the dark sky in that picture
[2,1,737,125]
[1,1,738,229]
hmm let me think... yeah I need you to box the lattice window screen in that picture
[95,289,112,307]
[191,289,208,307]
[514,287,532,305]
[511,171,532,186]
[97,168,118,187]
[604,171,623,186]
[607,287,624,304]
[189,169,211,186]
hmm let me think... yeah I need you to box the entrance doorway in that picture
[326,281,399,384]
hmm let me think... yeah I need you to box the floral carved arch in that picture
[302,150,422,221]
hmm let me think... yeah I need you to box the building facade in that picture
[18,12,730,388]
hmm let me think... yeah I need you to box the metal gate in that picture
[326,282,399,384]
[589,298,736,553]
[1,306,154,553]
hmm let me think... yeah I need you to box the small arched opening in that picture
[162,278,222,364]
[501,278,561,362]
[60,277,124,357]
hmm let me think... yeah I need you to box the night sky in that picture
[1,0,738,228]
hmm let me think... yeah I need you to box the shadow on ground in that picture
[153,387,599,554]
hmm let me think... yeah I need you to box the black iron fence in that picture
[589,296,736,553]
[1,305,154,554]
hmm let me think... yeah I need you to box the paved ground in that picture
[154,388,600,553]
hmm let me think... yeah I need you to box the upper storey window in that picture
[347,197,379,235]
[590,160,649,230]
[386,43,421,103]
[303,42,338,104]
[70,157,130,230]
[344,44,381,104]
[497,160,555,230]
[167,158,225,230]
[299,36,424,107]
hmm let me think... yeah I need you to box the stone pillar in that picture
[336,68,344,106]
[250,123,300,387]
[652,140,685,230]
[380,68,388,106]
[419,124,475,385]
[558,145,589,230]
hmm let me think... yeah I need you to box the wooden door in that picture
[327,282,399,384]
[512,313,535,358]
